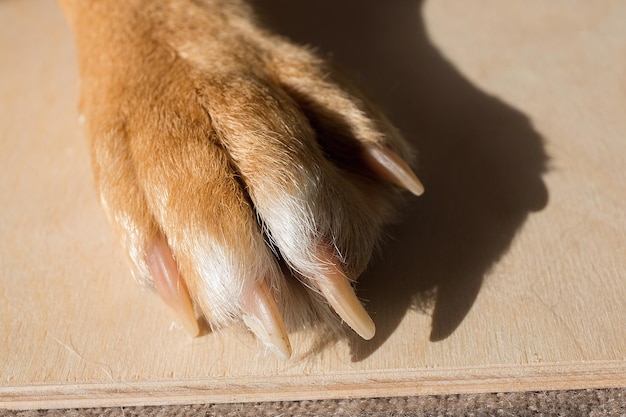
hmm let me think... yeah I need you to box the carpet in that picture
[3,389,625,416]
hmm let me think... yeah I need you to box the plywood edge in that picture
[2,360,625,410]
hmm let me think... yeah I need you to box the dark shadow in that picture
[253,0,549,361]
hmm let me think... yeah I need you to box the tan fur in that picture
[58,0,415,342]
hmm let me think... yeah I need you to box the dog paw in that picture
[64,0,422,359]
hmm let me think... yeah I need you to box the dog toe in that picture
[198,74,416,338]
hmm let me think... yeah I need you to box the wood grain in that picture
[1,0,625,409]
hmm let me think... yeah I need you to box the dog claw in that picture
[242,280,292,360]
[146,235,200,337]
[315,246,376,340]
[363,144,424,196]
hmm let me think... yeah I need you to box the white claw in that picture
[363,143,425,196]
[242,280,292,360]
[146,235,200,337]
[314,245,376,340]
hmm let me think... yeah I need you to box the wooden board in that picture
[1,0,625,409]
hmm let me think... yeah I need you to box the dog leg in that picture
[58,0,422,358]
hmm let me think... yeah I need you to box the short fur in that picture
[58,0,415,344]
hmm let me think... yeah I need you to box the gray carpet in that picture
[3,389,626,416]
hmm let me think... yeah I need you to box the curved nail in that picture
[363,144,424,196]
[242,280,292,360]
[314,246,376,340]
[146,235,200,337]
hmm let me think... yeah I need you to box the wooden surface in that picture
[1,0,625,410]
